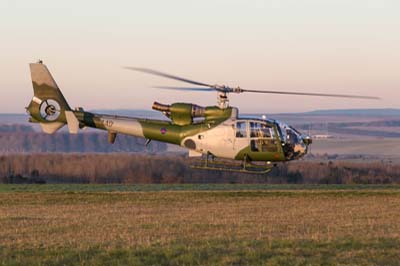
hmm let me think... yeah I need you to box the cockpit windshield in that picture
[286,128,299,144]
[274,120,308,160]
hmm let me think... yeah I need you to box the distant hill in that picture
[0,114,29,125]
[0,124,166,153]
[3,108,399,126]
[3,109,400,140]
[0,110,167,130]
[302,109,400,117]
[247,108,400,118]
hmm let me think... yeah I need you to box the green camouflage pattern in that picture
[26,62,303,163]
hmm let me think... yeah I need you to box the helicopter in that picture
[26,61,379,174]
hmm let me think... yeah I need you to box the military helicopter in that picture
[26,61,379,174]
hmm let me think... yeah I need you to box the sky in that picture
[0,0,399,113]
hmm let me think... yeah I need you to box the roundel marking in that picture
[39,99,61,121]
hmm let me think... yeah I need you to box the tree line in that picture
[1,153,399,184]
[0,125,166,153]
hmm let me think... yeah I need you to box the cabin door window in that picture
[249,122,277,152]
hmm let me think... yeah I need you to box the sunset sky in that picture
[1,0,399,113]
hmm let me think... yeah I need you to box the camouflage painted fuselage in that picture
[26,62,309,163]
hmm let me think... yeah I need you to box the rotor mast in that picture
[217,91,229,109]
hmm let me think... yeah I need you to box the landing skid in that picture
[190,154,274,174]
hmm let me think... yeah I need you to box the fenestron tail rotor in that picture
[39,99,61,121]
[124,66,380,108]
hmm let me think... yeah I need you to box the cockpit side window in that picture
[236,121,247,138]
[250,122,274,139]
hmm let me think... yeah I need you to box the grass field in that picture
[1,185,400,265]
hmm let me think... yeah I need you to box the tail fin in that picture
[26,61,72,134]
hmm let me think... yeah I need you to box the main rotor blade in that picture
[124,67,213,87]
[241,89,380,100]
[124,66,379,100]
[154,86,215,92]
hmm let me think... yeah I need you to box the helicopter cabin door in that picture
[248,121,278,158]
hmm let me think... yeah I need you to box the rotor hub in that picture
[217,92,229,109]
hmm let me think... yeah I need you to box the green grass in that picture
[1,184,400,265]
[2,239,400,266]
